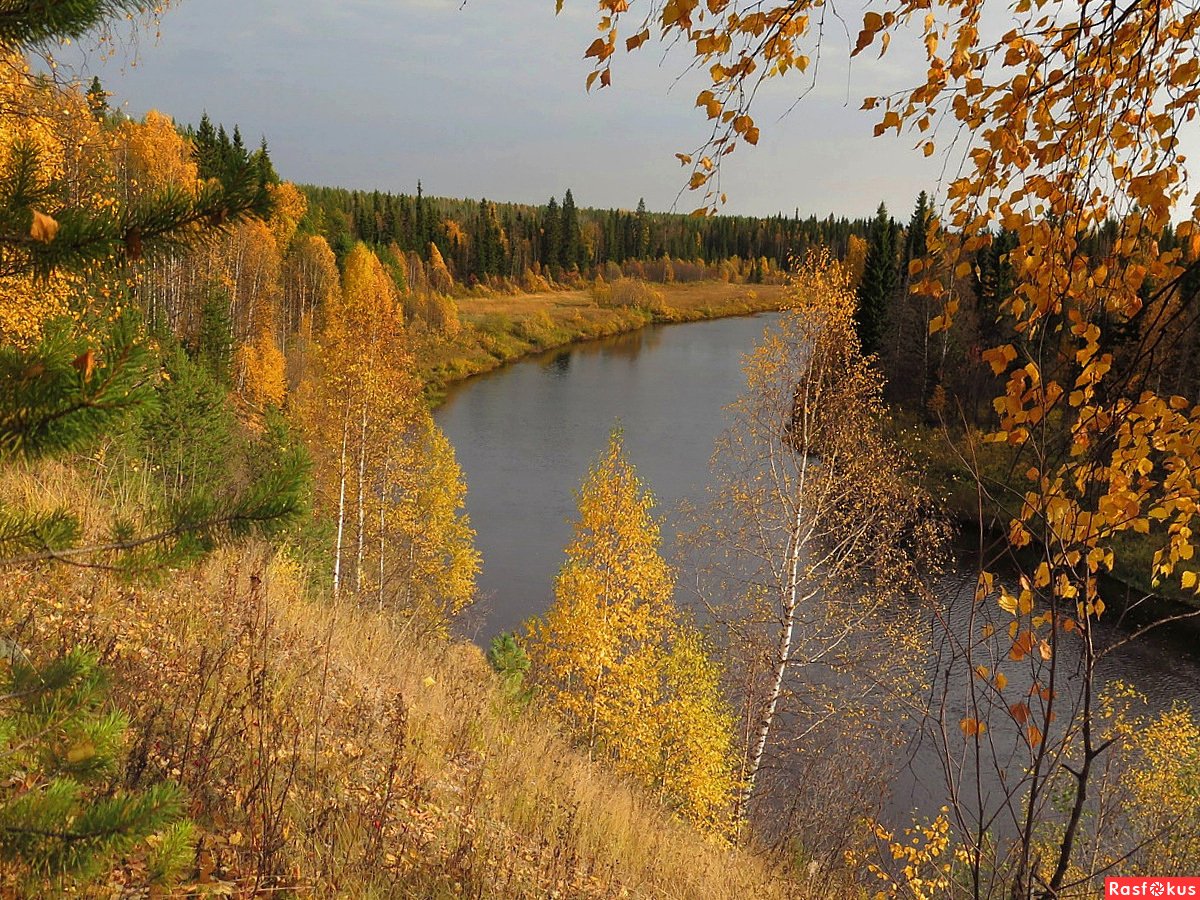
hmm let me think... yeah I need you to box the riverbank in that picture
[891,412,1200,615]
[416,280,787,403]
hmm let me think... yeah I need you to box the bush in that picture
[601,278,667,313]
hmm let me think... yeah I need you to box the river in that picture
[435,311,1200,826]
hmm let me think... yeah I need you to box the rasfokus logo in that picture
[1107,878,1200,896]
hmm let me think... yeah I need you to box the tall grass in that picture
[2,464,802,897]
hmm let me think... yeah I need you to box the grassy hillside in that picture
[1,462,805,898]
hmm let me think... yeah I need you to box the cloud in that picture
[62,0,953,218]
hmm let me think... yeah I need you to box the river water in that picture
[435,312,1200,824]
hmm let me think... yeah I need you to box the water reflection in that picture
[437,314,779,638]
[436,313,1200,829]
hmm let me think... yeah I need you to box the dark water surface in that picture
[435,313,1200,820]
[436,314,779,639]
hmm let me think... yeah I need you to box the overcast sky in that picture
[62,0,964,218]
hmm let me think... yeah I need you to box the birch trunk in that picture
[333,399,351,598]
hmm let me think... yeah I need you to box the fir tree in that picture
[854,202,898,358]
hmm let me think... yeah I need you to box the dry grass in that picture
[418,280,787,400]
[2,460,805,897]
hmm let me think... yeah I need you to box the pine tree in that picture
[0,4,305,886]
[488,633,532,704]
[854,202,898,358]
[0,650,194,892]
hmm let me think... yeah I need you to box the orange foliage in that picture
[119,110,199,197]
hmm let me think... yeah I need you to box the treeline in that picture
[0,78,479,623]
[301,183,874,288]
[848,191,1200,425]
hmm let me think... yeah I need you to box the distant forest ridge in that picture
[176,109,880,288]
[298,183,882,288]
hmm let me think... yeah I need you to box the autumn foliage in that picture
[529,432,739,833]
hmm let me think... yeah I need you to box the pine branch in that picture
[0,312,154,460]
[0,503,79,558]
[0,448,308,568]
[0,1,162,49]
[0,162,270,280]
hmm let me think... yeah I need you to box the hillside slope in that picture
[2,465,801,897]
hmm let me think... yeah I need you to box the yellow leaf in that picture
[30,210,59,243]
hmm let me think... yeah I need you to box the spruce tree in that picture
[193,112,219,179]
[414,180,429,253]
[85,76,107,120]
[561,188,582,271]
[889,191,936,406]
[854,202,898,359]
[542,196,562,272]
[903,190,931,271]
[253,137,280,191]
[634,198,650,258]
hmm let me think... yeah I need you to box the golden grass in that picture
[418,280,788,401]
[1,457,803,897]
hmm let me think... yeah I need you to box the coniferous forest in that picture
[4,1,1200,898]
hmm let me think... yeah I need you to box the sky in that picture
[60,0,959,219]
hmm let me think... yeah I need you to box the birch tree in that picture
[688,251,940,847]
[529,432,739,831]
[576,0,1200,891]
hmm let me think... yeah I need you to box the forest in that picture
[300,182,872,286]
[2,0,1200,898]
